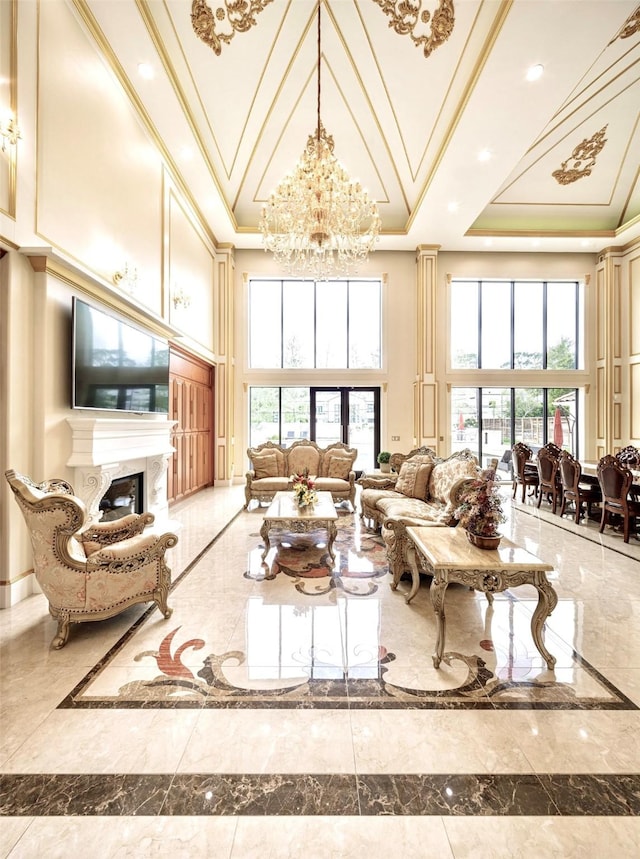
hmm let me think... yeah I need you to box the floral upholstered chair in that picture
[5,469,178,649]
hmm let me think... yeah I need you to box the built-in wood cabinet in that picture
[168,347,214,503]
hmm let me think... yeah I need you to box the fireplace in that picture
[99,472,143,521]
[67,417,176,525]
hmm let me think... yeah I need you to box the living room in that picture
[1,0,639,855]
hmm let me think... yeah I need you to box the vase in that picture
[467,530,501,550]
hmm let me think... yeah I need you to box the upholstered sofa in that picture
[360,448,480,587]
[244,439,357,510]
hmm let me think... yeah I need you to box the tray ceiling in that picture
[75,0,640,254]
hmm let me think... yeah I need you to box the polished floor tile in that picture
[1,483,639,857]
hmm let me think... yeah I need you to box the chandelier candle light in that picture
[260,0,381,279]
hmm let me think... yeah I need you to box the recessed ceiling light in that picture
[526,64,544,82]
[137,63,154,80]
[447,201,459,213]
[478,148,492,162]
[531,239,541,247]
[180,146,194,160]
[580,239,591,247]
[484,238,493,247]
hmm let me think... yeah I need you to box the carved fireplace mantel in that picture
[67,417,176,525]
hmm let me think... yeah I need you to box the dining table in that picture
[581,460,640,484]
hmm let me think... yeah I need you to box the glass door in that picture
[310,387,379,473]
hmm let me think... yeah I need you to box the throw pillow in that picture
[327,455,352,480]
[395,459,433,499]
[253,452,278,480]
[429,458,478,505]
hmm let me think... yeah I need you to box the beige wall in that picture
[0,0,226,607]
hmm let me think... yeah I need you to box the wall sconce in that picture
[113,262,139,295]
[0,116,22,152]
[172,283,192,310]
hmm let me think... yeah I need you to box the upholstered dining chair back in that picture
[596,455,640,544]
[511,442,539,503]
[558,452,601,524]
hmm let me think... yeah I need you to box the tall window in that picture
[449,278,584,465]
[451,387,581,468]
[249,279,381,369]
[450,280,582,370]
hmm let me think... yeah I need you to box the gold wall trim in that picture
[0,0,18,219]
[21,248,179,339]
[0,568,34,587]
[71,0,219,250]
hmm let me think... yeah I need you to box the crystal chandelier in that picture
[260,0,381,279]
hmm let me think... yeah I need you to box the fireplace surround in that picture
[67,417,176,525]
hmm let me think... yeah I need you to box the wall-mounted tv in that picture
[72,297,170,414]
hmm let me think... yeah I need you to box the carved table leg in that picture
[531,576,558,670]
[327,520,337,567]
[405,541,422,604]
[260,519,271,561]
[429,578,449,668]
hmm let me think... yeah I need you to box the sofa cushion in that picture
[377,496,454,524]
[429,457,478,505]
[395,459,433,499]
[326,454,352,480]
[253,452,279,480]
[288,445,321,477]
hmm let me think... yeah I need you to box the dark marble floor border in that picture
[1,772,639,817]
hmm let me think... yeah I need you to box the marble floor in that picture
[1,483,639,857]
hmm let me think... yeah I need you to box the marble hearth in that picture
[67,417,176,526]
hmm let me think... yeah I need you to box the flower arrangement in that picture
[291,468,318,508]
[453,468,506,537]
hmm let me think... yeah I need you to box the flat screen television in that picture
[72,297,170,414]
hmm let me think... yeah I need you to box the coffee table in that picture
[260,491,338,567]
[406,526,558,670]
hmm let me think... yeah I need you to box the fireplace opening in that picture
[99,473,143,522]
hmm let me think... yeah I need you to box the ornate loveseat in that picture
[244,439,357,510]
[360,448,480,586]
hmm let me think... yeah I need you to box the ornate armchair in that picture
[5,470,178,649]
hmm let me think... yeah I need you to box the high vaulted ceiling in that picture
[76,0,640,254]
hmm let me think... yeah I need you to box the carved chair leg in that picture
[52,611,70,649]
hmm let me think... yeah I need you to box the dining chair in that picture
[558,451,602,524]
[596,455,640,544]
[511,442,539,503]
[536,445,563,514]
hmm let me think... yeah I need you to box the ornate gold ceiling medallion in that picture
[372,0,455,58]
[191,0,273,56]
[552,125,608,186]
[608,5,640,44]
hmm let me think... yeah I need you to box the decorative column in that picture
[594,248,624,457]
[415,245,440,451]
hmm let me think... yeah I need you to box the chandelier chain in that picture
[260,0,381,279]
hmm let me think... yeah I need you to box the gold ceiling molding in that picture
[372,0,455,58]
[191,0,273,56]
[608,5,640,44]
[552,125,608,186]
